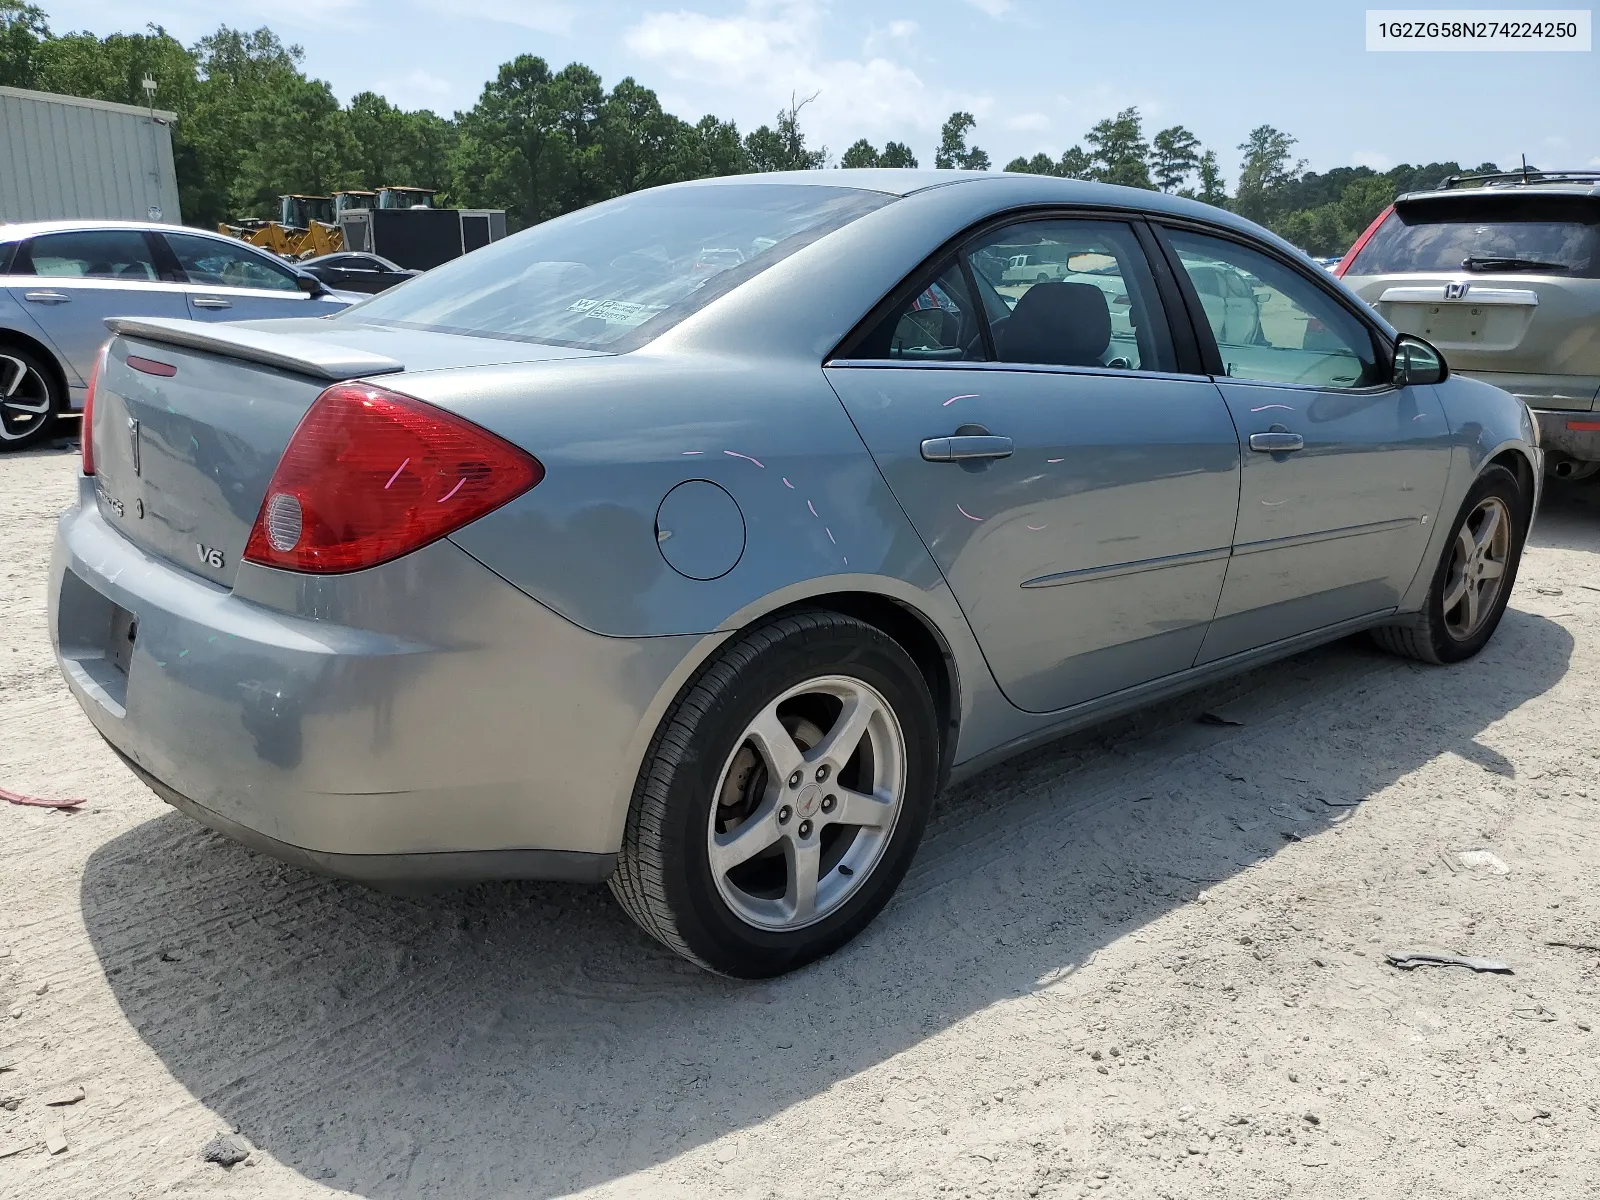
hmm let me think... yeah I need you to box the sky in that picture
[37,0,1600,181]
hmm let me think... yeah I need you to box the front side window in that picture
[966,219,1175,372]
[20,230,159,280]
[1166,230,1382,389]
[165,233,301,292]
[340,184,893,350]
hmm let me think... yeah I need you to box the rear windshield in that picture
[1347,203,1600,278]
[337,184,893,350]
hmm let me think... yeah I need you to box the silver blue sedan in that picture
[0,220,354,449]
[50,171,1541,976]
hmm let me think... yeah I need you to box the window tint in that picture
[966,220,1174,373]
[165,233,301,292]
[1166,230,1382,389]
[854,263,985,361]
[23,230,159,280]
[1346,208,1600,279]
[339,184,892,350]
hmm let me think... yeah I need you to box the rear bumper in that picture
[115,747,614,886]
[1531,409,1600,462]
[50,479,707,878]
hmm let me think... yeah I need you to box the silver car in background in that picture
[0,220,354,449]
[51,171,1540,977]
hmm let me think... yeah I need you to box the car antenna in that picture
[1521,153,1531,184]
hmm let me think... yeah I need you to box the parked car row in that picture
[52,170,1540,977]
[0,223,421,449]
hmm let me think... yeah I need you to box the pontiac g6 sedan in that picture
[51,171,1541,977]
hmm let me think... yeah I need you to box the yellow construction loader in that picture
[216,194,345,259]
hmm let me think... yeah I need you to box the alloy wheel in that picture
[1442,495,1511,641]
[0,354,53,444]
[707,675,907,931]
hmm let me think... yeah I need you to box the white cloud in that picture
[964,0,1011,15]
[1351,149,1393,171]
[625,2,988,151]
[375,68,454,101]
[887,19,917,38]
[412,0,575,34]
[1004,111,1050,132]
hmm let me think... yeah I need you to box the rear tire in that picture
[1371,464,1528,664]
[609,611,939,978]
[0,344,63,452]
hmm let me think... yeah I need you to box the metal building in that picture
[0,86,181,224]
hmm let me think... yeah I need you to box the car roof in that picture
[0,219,238,245]
[665,170,1283,241]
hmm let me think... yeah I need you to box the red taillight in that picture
[1334,205,1392,278]
[243,381,543,574]
[81,340,111,476]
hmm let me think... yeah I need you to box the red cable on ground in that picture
[1,786,85,809]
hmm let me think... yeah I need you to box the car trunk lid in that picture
[90,318,597,588]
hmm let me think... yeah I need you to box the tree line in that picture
[2,3,1497,254]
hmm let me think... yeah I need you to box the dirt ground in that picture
[2,439,1598,1200]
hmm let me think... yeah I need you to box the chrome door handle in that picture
[23,290,69,304]
[920,434,1015,462]
[1248,430,1305,453]
[191,296,232,309]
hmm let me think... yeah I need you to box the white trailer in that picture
[0,85,181,224]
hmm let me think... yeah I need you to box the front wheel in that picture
[1372,463,1529,664]
[609,611,940,977]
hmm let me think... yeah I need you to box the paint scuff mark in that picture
[384,458,410,489]
[957,504,983,522]
[943,393,980,407]
[782,477,794,489]
[681,450,704,456]
[1026,524,1047,531]
[1249,404,1295,413]
[1046,458,1064,464]
[724,450,765,467]
[826,527,836,544]
[807,500,818,517]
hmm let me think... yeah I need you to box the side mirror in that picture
[295,273,327,296]
[1394,334,1447,387]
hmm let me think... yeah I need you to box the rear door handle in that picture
[23,290,69,304]
[191,296,232,309]
[920,434,1015,462]
[1248,430,1305,453]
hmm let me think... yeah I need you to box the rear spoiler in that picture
[104,316,403,381]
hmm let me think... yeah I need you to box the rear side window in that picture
[966,219,1174,373]
[1347,204,1600,278]
[165,233,302,291]
[19,230,159,280]
[339,184,893,350]
[848,218,1176,373]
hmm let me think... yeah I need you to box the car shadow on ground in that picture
[80,603,1572,1197]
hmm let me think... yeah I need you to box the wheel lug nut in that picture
[787,770,803,788]
[815,764,830,782]
[778,805,792,824]
[821,794,836,813]
[798,819,813,838]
